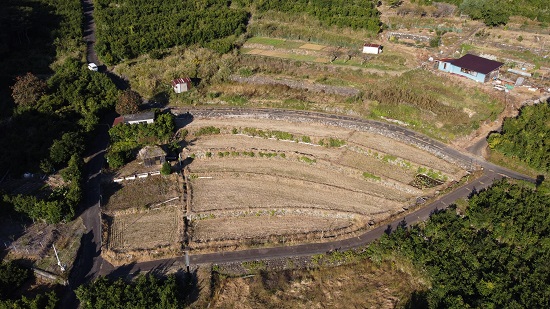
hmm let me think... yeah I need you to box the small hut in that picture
[172,78,192,93]
[137,145,166,167]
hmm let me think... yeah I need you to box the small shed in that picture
[362,43,382,54]
[172,78,192,93]
[113,111,155,126]
[437,54,503,83]
[137,145,166,167]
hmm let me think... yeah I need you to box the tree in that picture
[116,90,141,115]
[49,132,85,165]
[10,72,47,108]
[160,162,171,175]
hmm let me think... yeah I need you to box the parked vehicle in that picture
[88,63,98,71]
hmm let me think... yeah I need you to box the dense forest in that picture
[93,0,382,64]
[375,179,550,308]
[76,274,190,308]
[488,101,550,173]
[0,0,119,224]
[94,0,250,64]
[253,0,380,31]
[410,0,550,25]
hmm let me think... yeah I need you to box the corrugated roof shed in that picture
[172,77,191,87]
[450,54,503,74]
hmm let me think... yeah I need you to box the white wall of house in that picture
[362,46,381,54]
[173,82,189,94]
[127,119,154,125]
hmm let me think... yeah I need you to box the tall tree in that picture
[10,72,47,108]
[116,89,141,115]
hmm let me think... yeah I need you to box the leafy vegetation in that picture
[412,0,550,25]
[254,0,381,32]
[376,179,550,308]
[194,126,221,136]
[488,102,550,173]
[93,0,249,64]
[76,274,189,309]
[116,89,141,115]
[0,261,58,308]
[106,113,175,168]
[1,0,117,225]
[160,162,172,175]
[362,171,381,181]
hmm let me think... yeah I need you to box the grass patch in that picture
[362,172,381,181]
[195,126,221,136]
[299,156,316,164]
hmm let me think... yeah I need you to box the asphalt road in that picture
[98,108,533,276]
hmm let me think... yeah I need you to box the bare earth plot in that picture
[101,174,184,264]
[106,206,178,251]
[184,117,466,252]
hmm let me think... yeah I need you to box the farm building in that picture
[437,54,503,83]
[362,43,382,54]
[113,111,155,126]
[172,78,192,93]
[138,145,166,167]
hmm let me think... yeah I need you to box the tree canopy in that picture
[116,89,141,115]
[376,179,550,308]
[76,275,187,309]
[10,73,47,108]
[488,101,550,172]
[412,0,550,25]
[94,0,250,64]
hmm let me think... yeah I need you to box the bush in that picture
[160,162,171,175]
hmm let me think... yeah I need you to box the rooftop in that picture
[449,54,503,74]
[123,111,155,122]
[172,77,191,86]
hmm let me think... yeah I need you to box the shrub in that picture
[160,162,171,175]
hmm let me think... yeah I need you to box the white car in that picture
[87,63,98,71]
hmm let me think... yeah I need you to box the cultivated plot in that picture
[184,117,466,251]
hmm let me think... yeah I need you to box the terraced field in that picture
[184,117,466,251]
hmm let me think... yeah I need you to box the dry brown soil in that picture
[184,117,466,251]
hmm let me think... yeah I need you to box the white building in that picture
[362,43,383,54]
[172,77,192,93]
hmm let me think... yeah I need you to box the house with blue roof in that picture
[437,54,503,83]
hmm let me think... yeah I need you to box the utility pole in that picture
[53,244,65,272]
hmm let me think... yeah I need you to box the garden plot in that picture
[180,116,466,251]
[191,216,354,245]
[106,206,178,251]
[338,149,417,184]
[190,173,403,216]
[185,118,354,140]
[347,132,463,176]
[103,174,181,212]
[189,134,343,161]
[189,158,412,202]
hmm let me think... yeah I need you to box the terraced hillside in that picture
[184,117,466,252]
